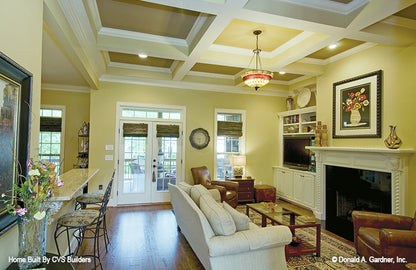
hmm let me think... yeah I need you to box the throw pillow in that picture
[200,194,236,236]
[177,182,192,195]
[190,184,211,206]
[223,202,250,231]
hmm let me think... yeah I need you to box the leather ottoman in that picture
[254,185,276,203]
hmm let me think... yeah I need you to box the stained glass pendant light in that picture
[241,30,273,91]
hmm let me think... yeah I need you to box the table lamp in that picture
[232,155,246,178]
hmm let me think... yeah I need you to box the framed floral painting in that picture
[333,70,382,138]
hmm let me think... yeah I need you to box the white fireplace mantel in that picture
[306,146,414,219]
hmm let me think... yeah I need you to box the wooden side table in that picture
[228,178,255,203]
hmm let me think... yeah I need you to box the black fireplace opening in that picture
[326,165,391,241]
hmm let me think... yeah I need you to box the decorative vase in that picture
[286,96,294,111]
[350,109,361,125]
[17,212,48,270]
[384,125,402,149]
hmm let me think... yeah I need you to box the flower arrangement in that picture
[1,160,63,220]
[343,87,369,112]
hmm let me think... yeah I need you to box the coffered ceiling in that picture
[42,0,416,96]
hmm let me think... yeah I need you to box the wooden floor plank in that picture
[73,204,204,270]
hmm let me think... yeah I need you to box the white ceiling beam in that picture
[43,0,106,90]
[139,0,224,14]
[172,0,249,81]
[97,30,188,61]
[347,0,416,31]
[100,74,290,97]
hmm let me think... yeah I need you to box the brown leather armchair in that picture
[191,166,239,208]
[352,210,416,270]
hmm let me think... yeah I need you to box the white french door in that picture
[117,121,182,204]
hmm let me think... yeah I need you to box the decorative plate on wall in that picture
[297,87,311,108]
[189,128,210,149]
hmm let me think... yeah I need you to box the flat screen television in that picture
[283,136,313,170]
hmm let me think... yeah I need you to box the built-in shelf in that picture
[279,106,316,136]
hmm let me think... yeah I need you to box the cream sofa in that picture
[168,183,292,270]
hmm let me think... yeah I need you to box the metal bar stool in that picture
[75,171,115,250]
[54,175,112,270]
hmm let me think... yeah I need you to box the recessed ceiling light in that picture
[138,53,148,59]
[279,71,286,75]
[328,44,337,49]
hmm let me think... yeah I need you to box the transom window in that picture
[215,110,245,179]
[122,108,181,120]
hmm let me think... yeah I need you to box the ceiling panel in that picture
[96,0,200,39]
[109,52,174,68]
[214,19,303,52]
[42,29,87,87]
[306,38,365,59]
[394,4,416,20]
[191,63,244,75]
[274,73,303,81]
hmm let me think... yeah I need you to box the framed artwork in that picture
[0,52,32,236]
[333,70,382,138]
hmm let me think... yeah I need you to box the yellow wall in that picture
[41,89,90,172]
[316,43,416,216]
[88,82,286,193]
[0,0,43,268]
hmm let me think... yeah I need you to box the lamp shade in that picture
[232,155,246,166]
[241,70,273,90]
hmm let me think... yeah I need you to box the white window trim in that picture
[40,105,65,174]
[114,102,186,205]
[214,108,246,180]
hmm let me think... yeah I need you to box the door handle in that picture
[152,171,156,182]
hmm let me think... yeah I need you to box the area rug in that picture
[236,205,373,270]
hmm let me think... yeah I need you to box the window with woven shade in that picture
[39,108,64,173]
[215,111,245,179]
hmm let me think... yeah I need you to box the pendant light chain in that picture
[241,30,273,91]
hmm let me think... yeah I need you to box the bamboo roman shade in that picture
[156,124,180,138]
[123,123,148,137]
[40,117,62,132]
[217,121,243,137]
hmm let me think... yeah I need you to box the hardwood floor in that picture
[74,204,204,270]
[73,201,354,270]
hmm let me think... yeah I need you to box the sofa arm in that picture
[352,211,413,230]
[380,229,416,248]
[211,180,239,192]
[208,225,292,257]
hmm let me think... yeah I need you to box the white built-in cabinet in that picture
[274,167,315,209]
[274,106,317,211]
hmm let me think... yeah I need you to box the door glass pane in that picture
[156,136,177,191]
[123,136,146,193]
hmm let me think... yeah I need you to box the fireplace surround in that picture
[306,147,414,222]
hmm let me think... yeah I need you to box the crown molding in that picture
[42,83,90,93]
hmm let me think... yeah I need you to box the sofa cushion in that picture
[223,202,249,231]
[200,194,236,236]
[177,182,192,195]
[190,184,211,206]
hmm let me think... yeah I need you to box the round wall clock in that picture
[189,128,210,149]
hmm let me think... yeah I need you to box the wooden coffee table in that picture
[246,203,321,259]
